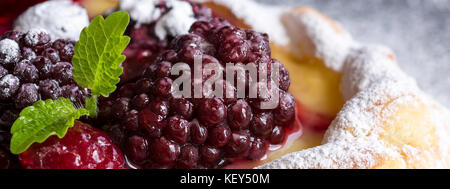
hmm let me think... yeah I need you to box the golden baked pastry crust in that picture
[257,7,450,169]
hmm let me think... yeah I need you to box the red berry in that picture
[225,131,251,156]
[166,116,190,143]
[227,99,252,131]
[190,119,208,144]
[19,121,125,169]
[269,126,285,144]
[247,138,267,160]
[150,137,180,165]
[124,135,149,164]
[250,112,274,139]
[207,124,231,147]
[197,98,226,127]
[199,145,221,164]
[176,144,199,169]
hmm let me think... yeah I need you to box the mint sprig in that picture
[9,11,130,154]
[72,11,130,97]
[10,99,89,154]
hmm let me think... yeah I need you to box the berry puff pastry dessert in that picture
[0,0,448,169]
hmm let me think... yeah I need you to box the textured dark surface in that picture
[257,0,450,107]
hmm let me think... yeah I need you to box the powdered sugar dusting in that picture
[282,7,358,72]
[155,0,197,39]
[257,141,399,169]
[0,39,20,64]
[120,0,161,26]
[340,45,416,100]
[195,0,290,45]
[23,28,48,47]
[14,0,89,41]
[0,74,20,98]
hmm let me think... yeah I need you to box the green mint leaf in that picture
[10,98,89,154]
[72,11,130,97]
[85,95,98,117]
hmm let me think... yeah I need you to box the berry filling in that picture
[97,10,297,168]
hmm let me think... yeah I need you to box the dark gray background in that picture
[256,0,450,107]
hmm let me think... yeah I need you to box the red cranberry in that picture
[131,93,150,110]
[250,112,274,139]
[225,131,251,156]
[215,26,249,63]
[154,61,172,78]
[171,34,204,51]
[149,98,170,119]
[189,21,212,37]
[165,116,190,143]
[136,49,152,63]
[246,30,270,58]
[103,124,124,146]
[248,81,280,112]
[247,138,267,160]
[190,119,208,144]
[274,92,295,126]
[98,100,113,121]
[139,108,165,138]
[170,98,194,120]
[227,99,252,131]
[150,137,180,165]
[178,46,202,64]
[153,77,173,98]
[144,63,158,79]
[112,97,130,118]
[125,135,149,164]
[207,124,231,147]
[176,144,199,169]
[134,78,153,94]
[123,110,139,133]
[272,59,290,91]
[199,145,221,164]
[117,83,136,98]
[197,98,226,127]
[269,126,285,144]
